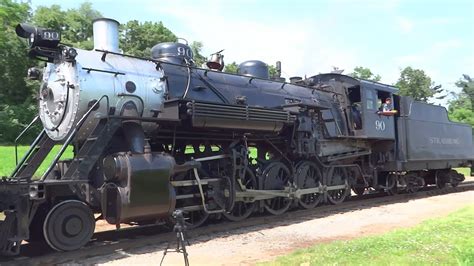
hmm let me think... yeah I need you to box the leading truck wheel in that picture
[43,200,95,251]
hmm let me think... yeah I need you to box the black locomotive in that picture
[0,18,472,255]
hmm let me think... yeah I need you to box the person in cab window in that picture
[378,98,397,116]
[382,98,393,111]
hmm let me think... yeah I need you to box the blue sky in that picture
[31,0,474,105]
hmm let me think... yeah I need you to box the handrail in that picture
[14,116,40,165]
[40,95,110,181]
[10,129,45,178]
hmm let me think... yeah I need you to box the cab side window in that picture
[376,90,392,111]
[366,90,377,110]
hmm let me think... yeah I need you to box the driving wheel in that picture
[326,167,350,205]
[295,161,323,209]
[223,168,258,221]
[262,162,292,215]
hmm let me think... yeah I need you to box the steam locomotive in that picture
[0,18,472,255]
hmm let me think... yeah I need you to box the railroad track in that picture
[3,181,474,265]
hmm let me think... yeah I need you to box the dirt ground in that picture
[83,189,474,266]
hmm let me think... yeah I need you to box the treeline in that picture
[0,1,472,144]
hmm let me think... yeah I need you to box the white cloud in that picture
[395,39,463,66]
[147,0,360,78]
[396,16,414,33]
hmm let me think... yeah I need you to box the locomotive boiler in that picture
[0,18,472,255]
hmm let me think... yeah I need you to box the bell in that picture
[206,53,223,70]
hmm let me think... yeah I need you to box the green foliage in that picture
[451,74,474,110]
[449,107,474,128]
[268,64,278,78]
[190,41,206,67]
[32,3,101,49]
[0,145,73,177]
[448,74,474,128]
[0,0,40,144]
[120,20,176,57]
[224,61,239,74]
[0,0,34,105]
[261,205,474,265]
[350,66,381,82]
[395,66,444,102]
[0,100,41,145]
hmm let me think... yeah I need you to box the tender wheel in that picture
[326,167,350,205]
[404,174,425,193]
[385,174,398,195]
[352,186,366,196]
[449,170,464,188]
[173,170,209,229]
[435,171,448,189]
[262,162,292,215]
[295,161,323,209]
[43,200,95,251]
[223,168,258,222]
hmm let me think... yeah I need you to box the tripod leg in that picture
[176,232,181,251]
[179,233,190,266]
[184,231,191,245]
[160,241,172,266]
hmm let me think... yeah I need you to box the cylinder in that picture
[101,152,177,224]
[93,18,120,53]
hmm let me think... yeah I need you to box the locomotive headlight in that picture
[28,32,35,47]
[29,185,39,199]
[15,23,61,48]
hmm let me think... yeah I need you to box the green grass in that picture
[261,205,474,266]
[455,167,472,177]
[0,145,73,177]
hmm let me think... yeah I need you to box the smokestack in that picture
[93,18,120,53]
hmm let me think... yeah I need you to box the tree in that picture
[0,0,42,143]
[0,0,33,105]
[190,41,206,67]
[224,61,238,74]
[448,74,473,128]
[120,20,176,57]
[350,66,381,82]
[395,67,444,102]
[33,3,101,49]
[268,64,278,78]
[453,74,474,110]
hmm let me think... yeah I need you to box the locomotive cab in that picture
[310,73,397,140]
[355,80,397,140]
[346,80,397,139]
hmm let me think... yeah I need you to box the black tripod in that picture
[160,210,190,266]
